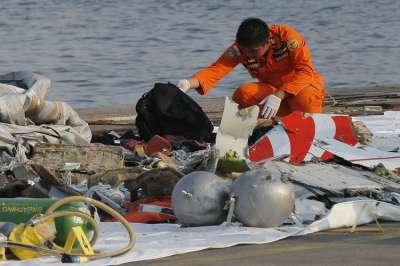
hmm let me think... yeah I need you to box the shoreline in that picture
[75,84,400,135]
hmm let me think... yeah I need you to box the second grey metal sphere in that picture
[233,168,294,228]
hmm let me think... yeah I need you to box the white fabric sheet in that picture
[2,200,400,266]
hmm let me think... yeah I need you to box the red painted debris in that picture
[248,111,357,164]
[105,198,175,223]
[144,135,172,156]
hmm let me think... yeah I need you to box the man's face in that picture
[240,41,270,59]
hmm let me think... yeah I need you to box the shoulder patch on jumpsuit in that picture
[226,45,241,59]
[287,39,300,50]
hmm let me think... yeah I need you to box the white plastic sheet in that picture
[353,111,400,151]
[2,200,400,266]
[353,111,400,138]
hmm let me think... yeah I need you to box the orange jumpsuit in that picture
[193,24,325,116]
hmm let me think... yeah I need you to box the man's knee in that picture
[232,83,276,108]
[233,84,255,108]
[288,86,324,113]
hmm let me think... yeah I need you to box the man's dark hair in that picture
[236,18,269,47]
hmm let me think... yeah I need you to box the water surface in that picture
[0,0,399,107]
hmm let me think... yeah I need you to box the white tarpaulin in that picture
[2,200,400,266]
[352,111,400,151]
[353,111,400,138]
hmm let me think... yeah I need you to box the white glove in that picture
[260,94,281,119]
[177,79,191,93]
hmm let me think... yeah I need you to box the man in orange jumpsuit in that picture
[177,17,325,119]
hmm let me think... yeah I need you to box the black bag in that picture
[135,83,214,142]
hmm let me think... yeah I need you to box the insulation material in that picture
[0,83,25,96]
[0,71,50,100]
[0,72,91,163]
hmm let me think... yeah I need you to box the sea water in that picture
[0,0,399,107]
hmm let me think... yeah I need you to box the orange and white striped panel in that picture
[248,112,357,164]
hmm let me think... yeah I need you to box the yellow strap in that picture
[64,226,94,255]
[350,203,384,233]
[0,247,6,260]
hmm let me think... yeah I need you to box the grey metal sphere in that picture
[233,168,294,228]
[172,171,232,226]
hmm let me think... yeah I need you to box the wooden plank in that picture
[86,115,135,125]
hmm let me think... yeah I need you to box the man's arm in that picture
[182,45,240,95]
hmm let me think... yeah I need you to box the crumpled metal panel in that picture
[316,138,400,172]
[265,160,400,196]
